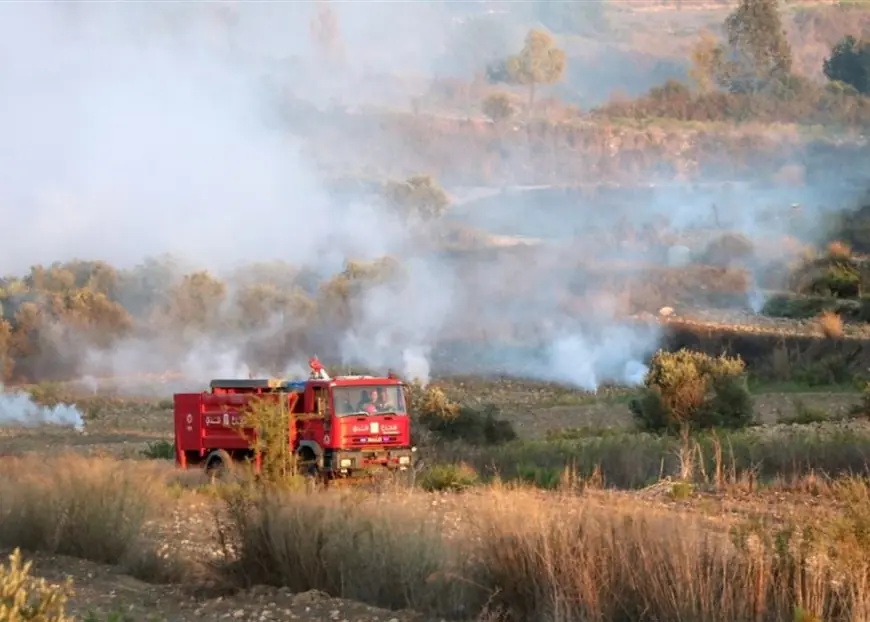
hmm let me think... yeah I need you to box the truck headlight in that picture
[398,456,410,465]
[339,458,352,468]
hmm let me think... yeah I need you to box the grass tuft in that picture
[0,454,182,583]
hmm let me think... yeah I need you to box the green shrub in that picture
[630,349,753,434]
[420,404,517,445]
[408,383,517,446]
[140,440,174,460]
[0,548,73,621]
[419,463,480,492]
[790,247,862,299]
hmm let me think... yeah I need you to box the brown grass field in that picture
[3,364,870,621]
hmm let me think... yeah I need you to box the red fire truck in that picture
[172,357,417,479]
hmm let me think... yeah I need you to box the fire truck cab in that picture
[172,358,416,478]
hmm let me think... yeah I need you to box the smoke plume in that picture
[1,2,858,395]
[0,385,85,432]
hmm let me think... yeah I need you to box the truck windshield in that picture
[333,385,407,417]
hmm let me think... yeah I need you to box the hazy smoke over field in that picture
[0,385,85,431]
[0,2,707,391]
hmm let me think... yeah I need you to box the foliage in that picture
[419,463,480,492]
[382,175,450,223]
[240,396,301,484]
[788,244,862,298]
[407,382,517,446]
[0,252,413,383]
[762,293,870,323]
[824,35,870,94]
[630,349,753,434]
[481,92,516,122]
[816,310,844,339]
[0,548,72,622]
[495,29,567,110]
[594,76,870,124]
[718,0,793,93]
[308,0,344,65]
[689,28,724,93]
[141,440,174,461]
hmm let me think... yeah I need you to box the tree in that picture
[718,0,793,93]
[824,35,870,94]
[689,28,724,93]
[309,0,344,65]
[382,175,450,223]
[504,29,567,112]
[167,271,227,330]
[481,92,516,123]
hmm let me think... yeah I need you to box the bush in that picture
[816,311,844,338]
[481,92,516,122]
[790,244,862,299]
[419,463,480,492]
[0,548,72,621]
[762,292,870,322]
[409,384,517,446]
[701,232,754,267]
[141,440,174,460]
[630,349,753,434]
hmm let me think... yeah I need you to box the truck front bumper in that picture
[326,446,416,472]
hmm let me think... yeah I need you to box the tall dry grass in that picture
[215,485,479,617]
[0,453,181,582]
[216,481,870,621]
[3,452,870,621]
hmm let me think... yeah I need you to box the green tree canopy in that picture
[824,35,870,94]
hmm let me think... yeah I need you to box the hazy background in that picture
[0,1,865,401]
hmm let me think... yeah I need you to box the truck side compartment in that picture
[173,393,203,468]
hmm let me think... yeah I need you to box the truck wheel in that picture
[205,449,233,480]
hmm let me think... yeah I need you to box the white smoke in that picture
[402,346,432,386]
[0,385,85,432]
[543,324,660,392]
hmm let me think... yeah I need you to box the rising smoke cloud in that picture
[4,2,849,398]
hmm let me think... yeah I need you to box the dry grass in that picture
[817,311,845,338]
[0,453,182,583]
[2,450,870,619]
[216,485,477,617]
[213,482,870,621]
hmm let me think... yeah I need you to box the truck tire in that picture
[205,449,234,480]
